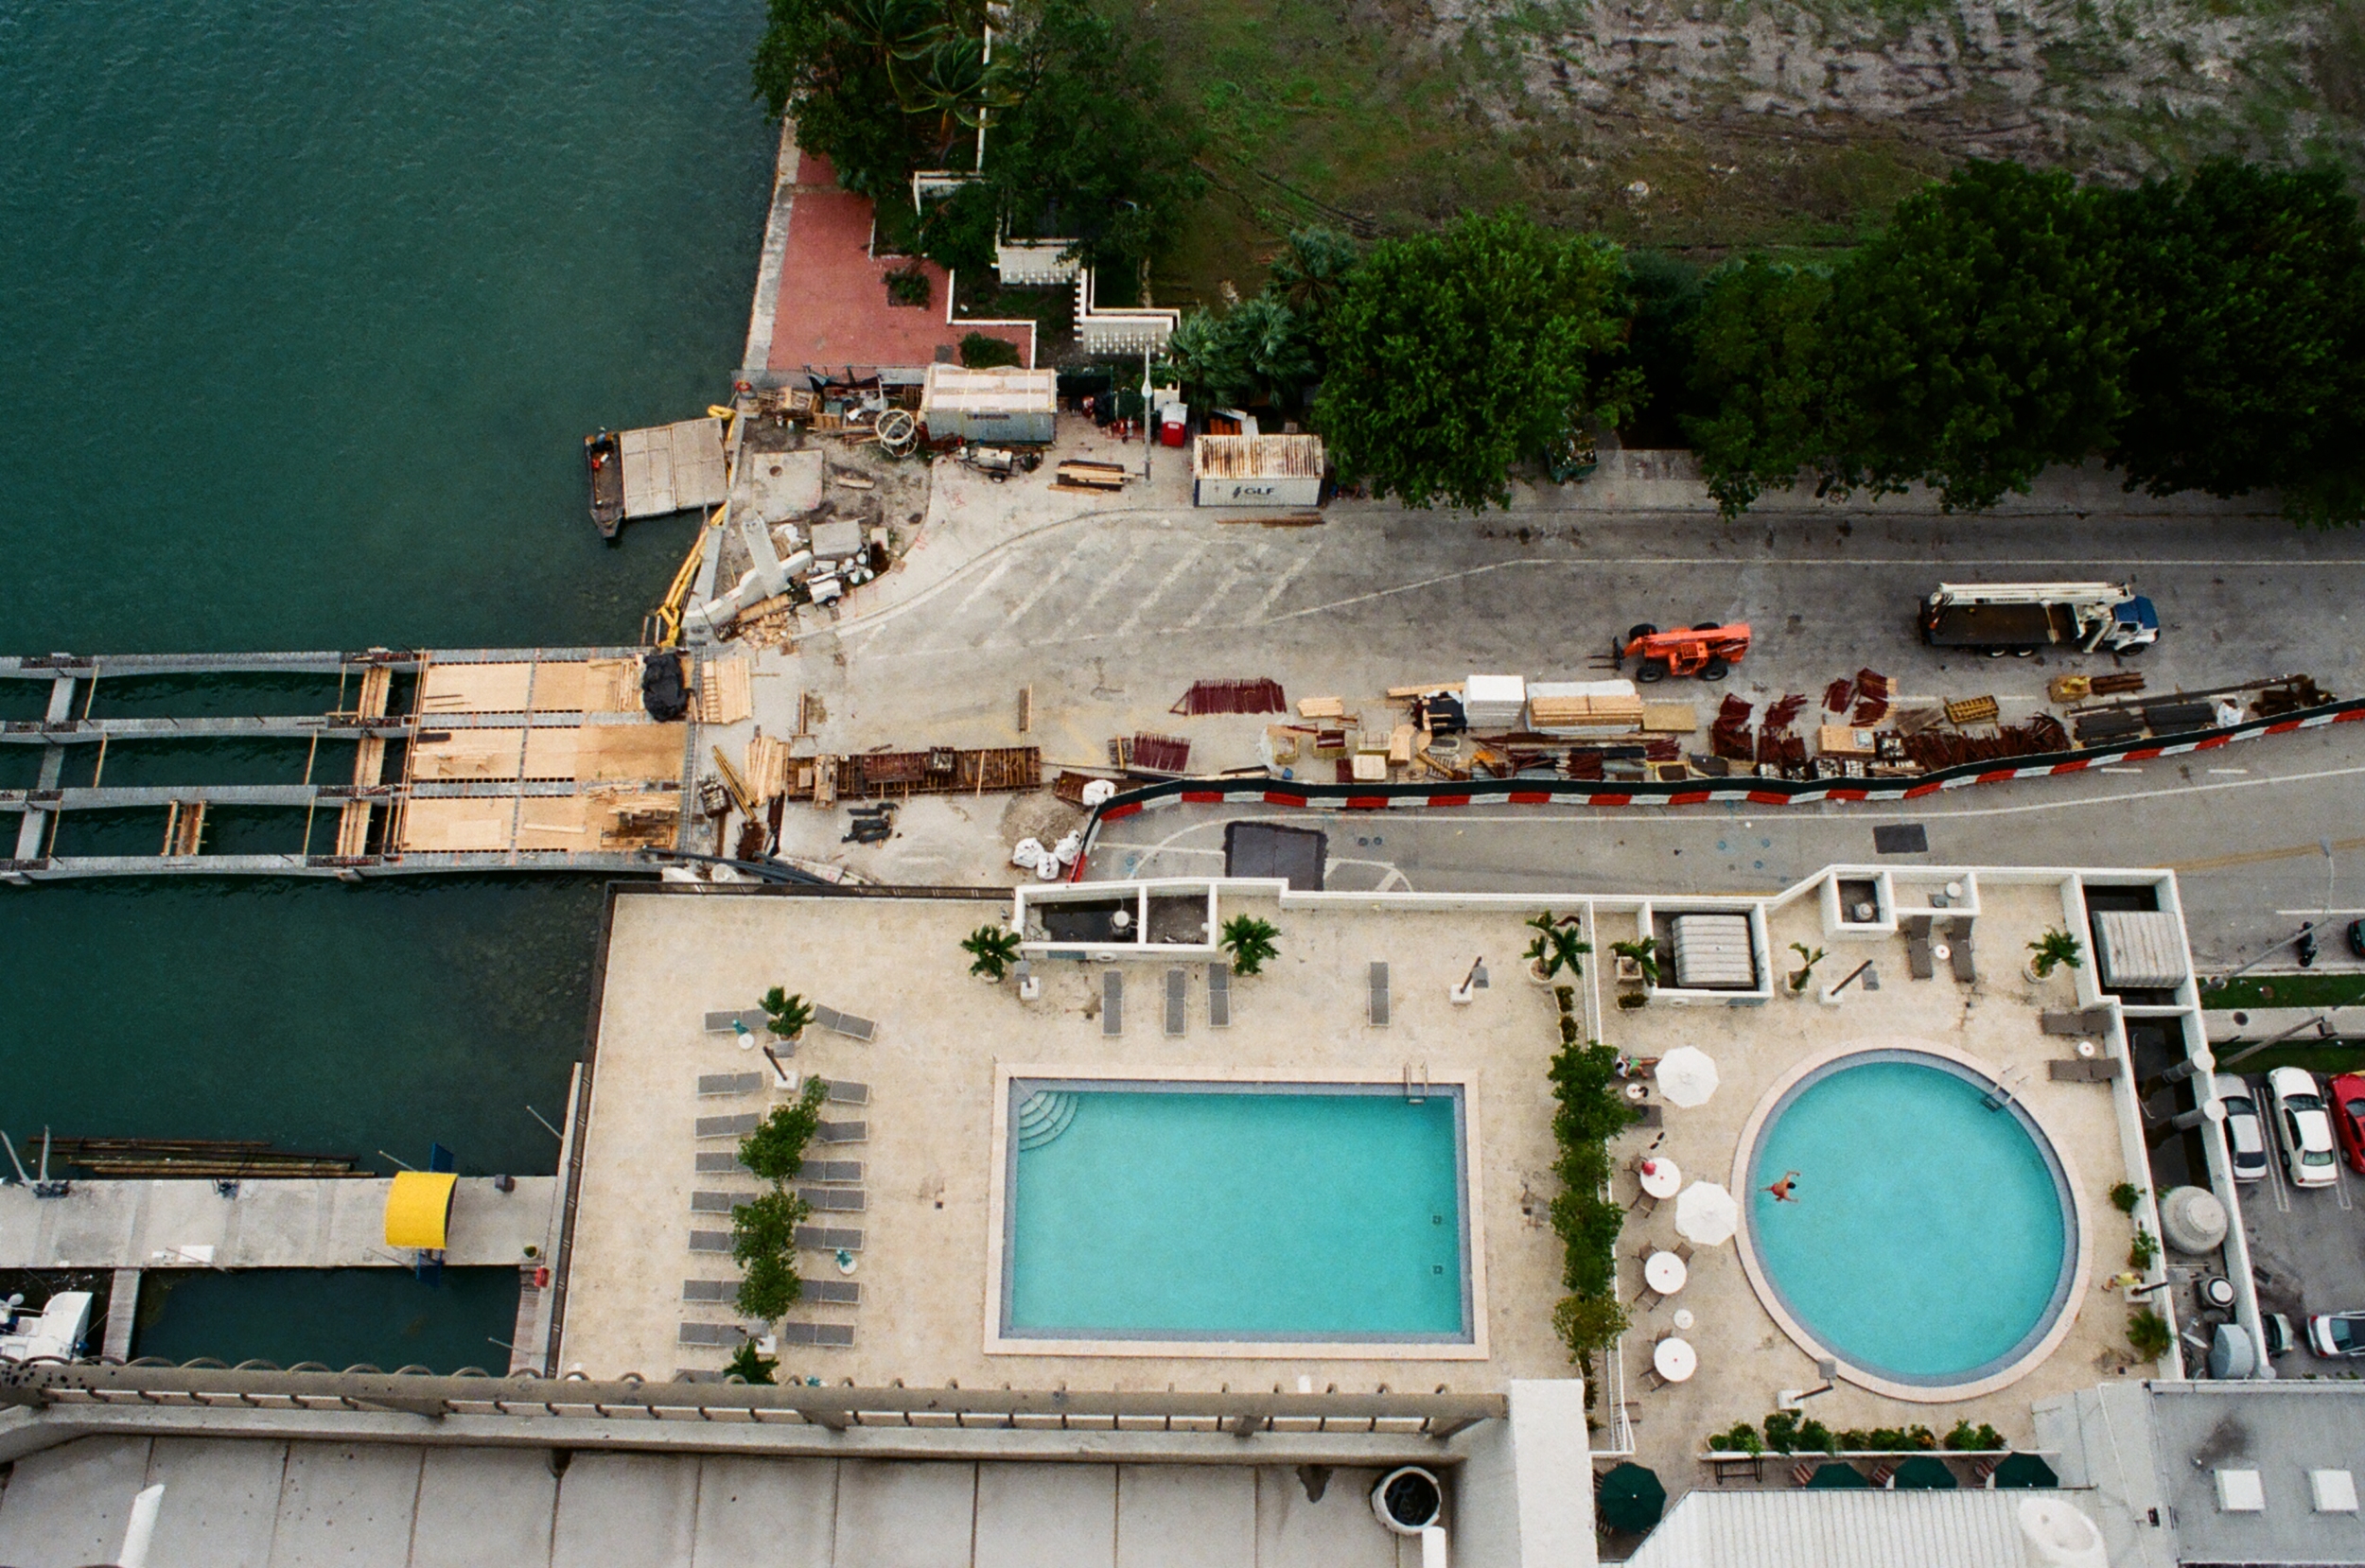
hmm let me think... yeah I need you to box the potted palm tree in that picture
[1523,913,1591,984]
[1219,915,1280,977]
[761,985,814,1044]
[1786,943,1827,999]
[2026,928,2084,984]
[961,925,1022,983]
[1609,937,1659,1009]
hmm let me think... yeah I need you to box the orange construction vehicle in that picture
[1619,621,1752,683]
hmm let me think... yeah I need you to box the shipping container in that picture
[1192,434,1325,507]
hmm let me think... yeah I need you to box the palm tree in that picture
[961,924,1023,981]
[1609,938,1660,987]
[1524,912,1591,980]
[1266,228,1358,323]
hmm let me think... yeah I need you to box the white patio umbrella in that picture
[1674,1180,1741,1246]
[1655,1046,1719,1108]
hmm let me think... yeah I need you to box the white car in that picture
[2214,1073,2269,1182]
[2268,1066,2340,1189]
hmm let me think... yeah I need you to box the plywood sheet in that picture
[1641,703,1700,733]
[586,658,641,713]
[696,657,753,725]
[521,728,583,781]
[517,796,593,849]
[580,723,687,783]
[528,661,589,712]
[621,418,727,520]
[419,663,534,714]
[397,797,516,853]
[410,728,526,780]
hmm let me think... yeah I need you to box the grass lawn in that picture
[1134,0,1952,304]
[2202,973,2365,1012]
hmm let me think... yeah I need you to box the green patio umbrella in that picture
[1597,1463,1667,1533]
[1992,1452,2059,1490]
[1807,1462,1872,1489]
[1892,1455,1959,1490]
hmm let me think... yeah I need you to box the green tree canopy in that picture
[1316,210,1642,510]
[1682,257,1833,517]
[1819,161,2136,512]
[740,1078,831,1185]
[953,0,1202,275]
[2102,161,2365,528]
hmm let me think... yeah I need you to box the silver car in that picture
[2215,1073,2269,1182]
[2268,1066,2340,1190]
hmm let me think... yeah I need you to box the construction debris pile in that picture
[1120,666,2352,791]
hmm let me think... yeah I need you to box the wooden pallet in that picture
[1944,694,2001,726]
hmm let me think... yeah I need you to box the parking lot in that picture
[2226,1067,2365,1378]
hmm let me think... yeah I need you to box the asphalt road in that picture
[803,502,2365,965]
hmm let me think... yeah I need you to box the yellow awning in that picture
[385,1171,459,1250]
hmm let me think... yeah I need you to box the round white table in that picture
[1654,1335,1698,1384]
[1645,1250,1688,1297]
[1672,1308,1695,1332]
[1638,1158,1682,1200]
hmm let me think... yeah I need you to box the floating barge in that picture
[0,648,708,881]
[584,417,730,539]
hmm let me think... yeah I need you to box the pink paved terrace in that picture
[767,152,1033,375]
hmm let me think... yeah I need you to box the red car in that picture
[2331,1072,2365,1176]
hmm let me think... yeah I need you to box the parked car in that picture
[2346,916,2365,959]
[2268,1066,2340,1189]
[2263,1311,2298,1358]
[2215,1073,2270,1182]
[2331,1071,2365,1176]
[2307,1311,2365,1358]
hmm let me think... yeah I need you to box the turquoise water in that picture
[136,1267,519,1373]
[1748,1056,2073,1382]
[1006,1088,1468,1339]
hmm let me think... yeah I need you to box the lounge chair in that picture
[695,1113,759,1140]
[689,1191,746,1213]
[804,1159,864,1183]
[803,1280,861,1305]
[1165,968,1187,1037]
[798,1186,867,1212]
[2041,1007,2113,1037]
[2047,1057,2123,1083]
[1948,917,1977,983]
[693,1150,749,1174]
[1208,963,1232,1027]
[822,1079,868,1106]
[1904,915,1936,981]
[682,1280,734,1302]
[688,1230,732,1254]
[678,1322,747,1347]
[703,1009,766,1035]
[1369,962,1391,1027]
[1102,970,1124,1037]
[810,1004,876,1042]
[816,1120,867,1144]
[697,1072,763,1097]
[775,1321,855,1348]
[795,1225,862,1252]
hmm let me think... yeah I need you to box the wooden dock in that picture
[1,648,707,881]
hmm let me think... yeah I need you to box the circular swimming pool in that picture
[1742,1049,2080,1394]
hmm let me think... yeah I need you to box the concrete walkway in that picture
[0,1177,552,1271]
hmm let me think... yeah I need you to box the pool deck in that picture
[560,869,2177,1499]
[1603,880,2146,1467]
[558,889,1569,1391]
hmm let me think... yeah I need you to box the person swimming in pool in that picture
[1764,1171,1801,1202]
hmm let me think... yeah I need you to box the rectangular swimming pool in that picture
[994,1076,1478,1350]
